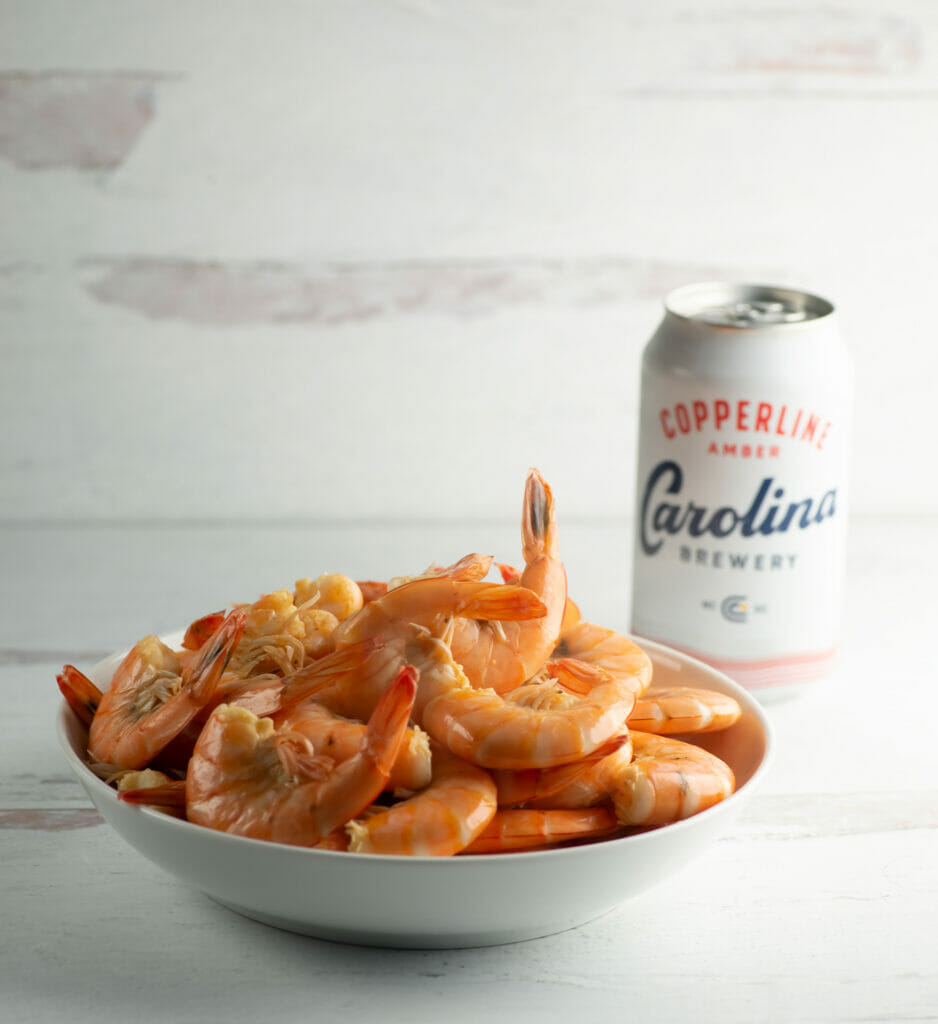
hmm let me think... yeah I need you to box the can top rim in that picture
[665,282,835,328]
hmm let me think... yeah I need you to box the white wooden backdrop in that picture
[4,8,938,1019]
[2,0,937,523]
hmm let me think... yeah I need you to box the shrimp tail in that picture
[278,636,386,707]
[454,583,546,622]
[522,468,558,562]
[56,665,103,728]
[118,780,186,808]
[185,609,247,701]
[546,657,611,696]
[363,665,419,775]
[181,610,228,651]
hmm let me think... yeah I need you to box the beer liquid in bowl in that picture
[630,283,850,698]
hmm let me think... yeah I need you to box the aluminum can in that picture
[630,282,850,698]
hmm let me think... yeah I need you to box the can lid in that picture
[666,282,834,328]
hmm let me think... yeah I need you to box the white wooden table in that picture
[3,516,936,1023]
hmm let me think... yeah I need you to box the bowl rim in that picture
[57,633,774,866]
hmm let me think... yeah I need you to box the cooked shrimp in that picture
[119,775,185,805]
[116,768,177,793]
[447,469,567,693]
[387,552,494,591]
[273,636,392,722]
[346,744,497,856]
[181,610,227,651]
[184,580,352,674]
[492,735,632,809]
[356,580,389,604]
[274,699,432,793]
[333,470,565,697]
[332,577,546,651]
[281,627,455,723]
[601,731,735,826]
[462,807,621,854]
[285,618,634,773]
[302,622,638,771]
[237,589,334,672]
[416,641,636,771]
[87,611,245,771]
[293,573,363,623]
[497,560,581,634]
[117,771,186,816]
[185,666,417,846]
[56,664,103,728]
[628,686,741,735]
[548,620,653,701]
[355,554,494,607]
[183,591,300,678]
[197,672,286,719]
[503,673,578,711]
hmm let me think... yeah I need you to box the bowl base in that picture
[208,895,611,949]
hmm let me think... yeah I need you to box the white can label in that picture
[631,383,848,690]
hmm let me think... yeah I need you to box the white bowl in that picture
[57,634,773,948]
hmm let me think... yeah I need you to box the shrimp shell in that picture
[346,744,497,856]
[185,667,417,846]
[602,731,735,826]
[274,699,432,794]
[88,611,245,771]
[628,686,741,735]
[462,807,621,854]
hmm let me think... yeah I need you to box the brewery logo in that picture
[720,595,748,623]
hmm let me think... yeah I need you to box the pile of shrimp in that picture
[57,469,740,856]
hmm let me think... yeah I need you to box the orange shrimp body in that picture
[225,589,329,676]
[273,699,432,794]
[385,552,494,591]
[184,575,363,674]
[355,552,495,606]
[447,469,567,694]
[346,744,497,856]
[185,667,417,846]
[463,807,621,854]
[493,735,633,809]
[332,578,547,651]
[332,470,565,698]
[548,620,653,701]
[628,686,741,735]
[88,611,245,771]
[288,624,637,772]
[503,676,579,711]
[602,731,735,827]
[420,665,636,771]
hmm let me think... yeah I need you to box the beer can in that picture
[630,282,850,698]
